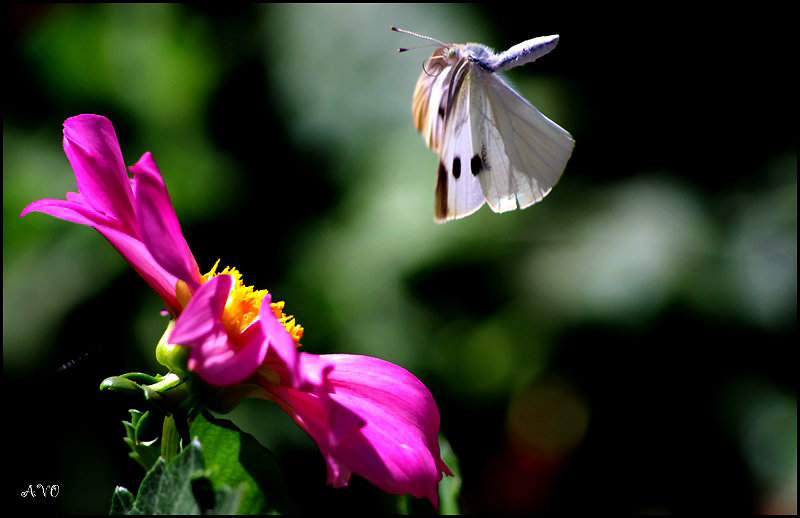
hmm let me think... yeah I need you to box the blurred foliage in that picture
[4,3,796,514]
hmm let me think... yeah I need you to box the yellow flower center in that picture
[201,259,304,346]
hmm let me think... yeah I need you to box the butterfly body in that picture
[406,32,574,222]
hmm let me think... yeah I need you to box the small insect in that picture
[392,27,575,222]
[55,351,91,372]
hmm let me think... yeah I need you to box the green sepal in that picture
[101,372,191,427]
[120,372,164,385]
[100,372,183,399]
[155,319,190,376]
[100,375,145,394]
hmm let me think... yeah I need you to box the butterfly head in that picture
[422,45,457,77]
[392,26,456,75]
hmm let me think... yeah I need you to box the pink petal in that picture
[94,225,182,315]
[131,152,201,289]
[62,115,137,231]
[20,195,182,316]
[258,294,305,387]
[188,322,269,386]
[171,275,270,386]
[20,196,116,227]
[325,355,450,503]
[171,275,232,344]
[265,354,450,507]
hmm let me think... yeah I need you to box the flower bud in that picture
[155,320,190,376]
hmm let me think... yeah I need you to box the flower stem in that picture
[146,372,182,393]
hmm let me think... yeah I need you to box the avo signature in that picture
[21,484,60,497]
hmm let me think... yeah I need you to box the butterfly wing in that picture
[412,64,442,150]
[433,58,487,221]
[468,69,574,212]
[412,46,452,151]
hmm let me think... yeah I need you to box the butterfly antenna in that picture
[391,26,444,52]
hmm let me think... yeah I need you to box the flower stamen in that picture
[201,259,303,346]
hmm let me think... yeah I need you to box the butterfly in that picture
[393,27,575,222]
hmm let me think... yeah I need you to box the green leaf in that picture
[437,434,462,515]
[131,443,202,514]
[110,439,243,515]
[189,411,296,514]
[110,487,135,514]
[192,477,242,515]
[395,434,462,515]
[122,409,161,471]
[160,414,182,464]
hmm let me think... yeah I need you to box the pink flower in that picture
[22,114,452,507]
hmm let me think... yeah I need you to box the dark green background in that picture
[4,4,795,514]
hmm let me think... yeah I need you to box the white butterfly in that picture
[393,27,575,222]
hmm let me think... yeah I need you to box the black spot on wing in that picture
[435,160,448,220]
[470,154,483,176]
[452,157,461,179]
